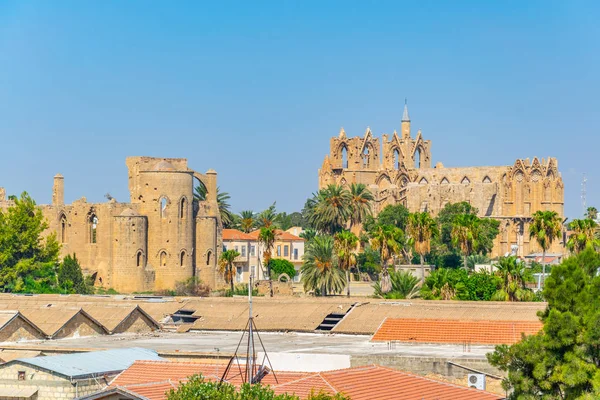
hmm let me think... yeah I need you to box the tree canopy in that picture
[488,248,600,398]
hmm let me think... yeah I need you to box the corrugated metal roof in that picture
[12,347,164,379]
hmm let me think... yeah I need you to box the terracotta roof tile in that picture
[273,365,503,400]
[372,318,542,345]
[222,229,255,241]
[109,361,503,400]
[247,229,304,241]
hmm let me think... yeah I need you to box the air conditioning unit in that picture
[468,373,486,390]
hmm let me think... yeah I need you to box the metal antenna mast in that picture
[582,173,588,217]
[219,272,278,386]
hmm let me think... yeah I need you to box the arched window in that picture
[89,214,98,244]
[441,177,450,184]
[415,148,422,169]
[341,146,348,169]
[159,251,167,267]
[393,149,400,169]
[136,251,143,267]
[206,250,212,266]
[362,146,370,168]
[179,197,187,219]
[461,176,471,185]
[159,197,168,218]
[180,250,186,267]
[60,214,67,243]
[419,177,428,185]
[483,176,492,184]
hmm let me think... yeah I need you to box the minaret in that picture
[401,99,411,139]
[52,174,64,206]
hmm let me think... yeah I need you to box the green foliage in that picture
[567,218,599,254]
[256,203,278,229]
[301,235,345,296]
[239,210,256,233]
[373,270,420,299]
[299,228,317,242]
[355,247,381,276]
[305,185,351,234]
[275,211,306,230]
[363,204,410,232]
[490,257,534,302]
[173,277,211,296]
[406,211,438,265]
[168,375,349,399]
[268,258,297,280]
[0,192,61,292]
[488,248,600,398]
[225,283,259,297]
[466,254,490,270]
[421,268,502,301]
[57,254,92,294]
[219,249,240,293]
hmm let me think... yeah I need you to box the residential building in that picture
[247,229,305,282]
[0,348,164,400]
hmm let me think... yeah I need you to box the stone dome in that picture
[153,160,176,171]
[119,208,140,217]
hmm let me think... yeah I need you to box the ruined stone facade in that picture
[0,157,222,293]
[319,105,565,257]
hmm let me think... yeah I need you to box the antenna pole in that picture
[247,273,254,383]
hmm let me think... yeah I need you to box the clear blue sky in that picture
[0,1,598,219]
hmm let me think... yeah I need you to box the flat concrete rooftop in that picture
[0,331,494,360]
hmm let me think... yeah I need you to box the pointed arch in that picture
[338,143,349,169]
[461,176,471,185]
[159,196,169,218]
[206,249,213,266]
[482,176,492,184]
[396,174,410,188]
[136,250,144,267]
[376,173,392,187]
[180,250,187,267]
[440,177,450,185]
[159,250,167,267]
[179,196,188,219]
[88,212,98,244]
[419,177,428,185]
[59,212,68,243]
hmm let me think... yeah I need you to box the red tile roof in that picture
[108,361,503,400]
[222,229,255,241]
[273,365,503,400]
[372,318,542,345]
[247,229,304,241]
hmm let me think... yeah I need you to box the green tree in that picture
[305,184,351,234]
[374,270,420,299]
[299,228,317,242]
[585,206,598,221]
[239,210,256,233]
[194,185,234,228]
[334,230,358,297]
[301,235,345,296]
[275,212,294,231]
[369,224,403,293]
[57,254,91,294]
[406,212,438,276]
[258,226,276,297]
[451,213,481,270]
[219,249,240,293]
[355,247,381,277]
[490,256,533,302]
[167,374,350,400]
[488,248,600,398]
[466,254,490,270]
[364,204,410,233]
[348,183,374,231]
[0,192,60,292]
[287,211,307,228]
[256,203,278,229]
[567,218,599,254]
[529,210,563,287]
[268,258,296,280]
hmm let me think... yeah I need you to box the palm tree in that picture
[529,210,563,287]
[256,203,277,228]
[194,185,234,228]
[258,226,276,297]
[586,206,598,221]
[218,249,240,293]
[451,214,481,270]
[275,212,293,231]
[491,256,533,302]
[334,230,358,297]
[406,212,438,280]
[299,228,317,242]
[306,184,351,234]
[370,224,403,293]
[301,235,345,296]
[348,183,374,231]
[567,218,599,254]
[373,270,420,299]
[422,268,456,300]
[239,210,255,233]
[467,254,491,270]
